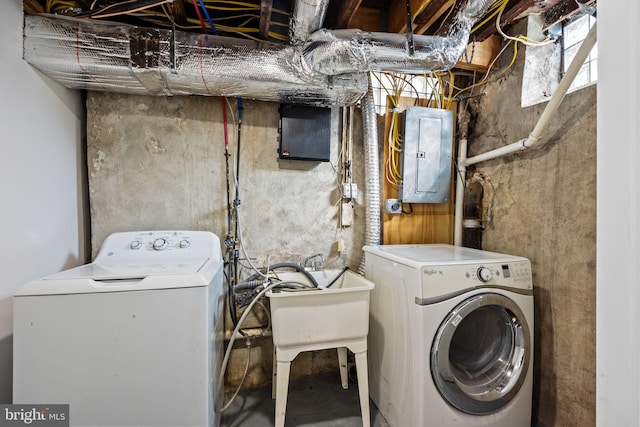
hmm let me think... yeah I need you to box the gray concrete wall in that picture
[87,92,366,388]
[468,47,596,425]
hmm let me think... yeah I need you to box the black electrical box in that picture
[278,104,331,162]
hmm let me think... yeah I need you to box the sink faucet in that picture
[303,253,325,271]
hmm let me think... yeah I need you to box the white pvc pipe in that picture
[454,20,597,245]
[454,103,470,246]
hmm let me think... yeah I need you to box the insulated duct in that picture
[23,0,500,105]
[23,15,367,106]
[358,76,381,275]
[289,0,330,45]
[304,0,499,75]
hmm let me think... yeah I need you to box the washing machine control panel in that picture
[95,230,220,264]
[420,260,532,301]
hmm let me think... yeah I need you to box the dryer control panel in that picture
[419,260,532,303]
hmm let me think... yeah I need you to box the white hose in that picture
[216,280,313,411]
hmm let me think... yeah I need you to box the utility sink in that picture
[266,269,374,353]
[267,269,375,427]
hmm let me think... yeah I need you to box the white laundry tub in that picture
[266,269,374,352]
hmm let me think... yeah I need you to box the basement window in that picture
[563,14,597,91]
[521,14,597,108]
[370,72,435,115]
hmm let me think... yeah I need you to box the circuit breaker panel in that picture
[399,106,454,203]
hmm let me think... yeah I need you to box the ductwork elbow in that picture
[302,0,501,75]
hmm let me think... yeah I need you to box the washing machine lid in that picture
[14,257,219,296]
[363,244,527,267]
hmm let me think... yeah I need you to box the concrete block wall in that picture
[467,44,596,426]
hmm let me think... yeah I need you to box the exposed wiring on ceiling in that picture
[435,1,457,34]
[494,0,556,46]
[191,0,207,31]
[45,0,291,42]
[197,0,219,34]
[453,39,518,100]
[89,0,171,19]
[470,0,509,34]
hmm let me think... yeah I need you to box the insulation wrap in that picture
[23,0,500,105]
[24,14,368,106]
[358,76,381,275]
[289,0,330,45]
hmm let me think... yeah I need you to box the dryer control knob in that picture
[130,240,142,250]
[477,267,493,282]
[153,238,169,251]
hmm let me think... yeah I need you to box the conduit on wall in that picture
[23,0,501,106]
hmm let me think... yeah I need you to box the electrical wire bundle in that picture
[43,0,291,42]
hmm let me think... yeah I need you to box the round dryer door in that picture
[430,293,530,415]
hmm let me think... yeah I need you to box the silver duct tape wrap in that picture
[303,0,501,75]
[304,29,467,74]
[165,31,367,105]
[289,0,330,45]
[24,14,169,95]
[23,0,498,103]
[358,77,381,275]
[23,15,367,106]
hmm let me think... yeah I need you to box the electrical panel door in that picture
[399,106,454,203]
[278,104,331,162]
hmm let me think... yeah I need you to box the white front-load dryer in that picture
[363,244,533,427]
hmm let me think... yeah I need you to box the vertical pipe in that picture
[359,76,381,274]
[454,101,469,246]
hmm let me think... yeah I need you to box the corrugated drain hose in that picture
[235,262,320,291]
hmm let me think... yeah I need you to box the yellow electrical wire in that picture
[471,0,508,34]
[434,1,457,34]
[452,40,518,99]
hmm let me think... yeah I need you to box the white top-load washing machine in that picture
[363,244,533,427]
[13,230,225,427]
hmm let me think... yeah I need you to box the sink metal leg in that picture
[338,347,348,390]
[272,346,277,400]
[354,351,371,427]
[275,360,291,427]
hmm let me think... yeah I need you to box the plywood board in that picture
[382,96,456,244]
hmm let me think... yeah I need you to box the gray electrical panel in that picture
[399,106,454,203]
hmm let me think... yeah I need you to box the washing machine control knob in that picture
[477,267,493,282]
[153,238,169,251]
[130,240,142,250]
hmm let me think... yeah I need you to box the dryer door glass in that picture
[430,293,530,415]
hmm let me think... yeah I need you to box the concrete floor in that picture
[221,372,390,427]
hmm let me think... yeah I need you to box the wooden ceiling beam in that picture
[167,0,187,26]
[473,0,534,41]
[413,0,454,35]
[388,0,433,33]
[544,0,596,28]
[336,0,365,28]
[23,0,44,14]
